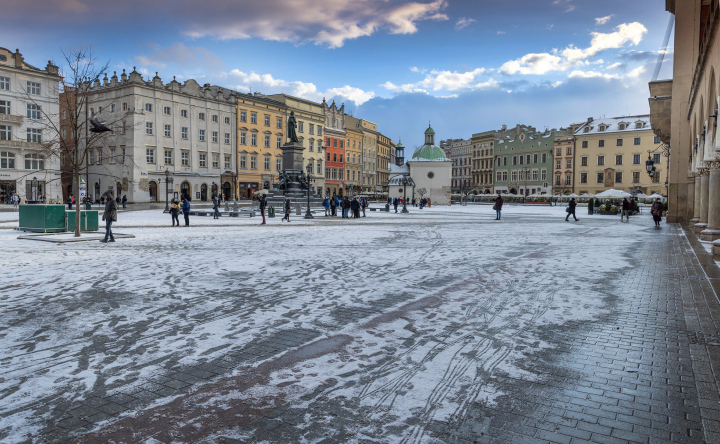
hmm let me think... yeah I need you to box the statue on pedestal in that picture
[287,111,299,143]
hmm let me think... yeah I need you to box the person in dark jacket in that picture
[170,198,180,226]
[122,194,127,209]
[182,198,191,226]
[393,198,398,213]
[212,196,220,219]
[621,198,630,222]
[651,198,663,227]
[565,197,578,222]
[100,192,117,243]
[67,195,73,210]
[493,194,503,220]
[351,197,361,218]
[342,196,351,218]
[283,198,291,222]
[323,197,330,216]
[259,194,267,224]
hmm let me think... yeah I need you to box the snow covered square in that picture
[0,205,711,443]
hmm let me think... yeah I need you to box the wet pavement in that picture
[1,206,720,443]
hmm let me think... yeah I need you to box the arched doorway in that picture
[211,183,218,199]
[181,181,190,201]
[149,181,158,201]
[338,188,344,197]
[200,183,208,201]
[326,187,331,197]
[222,182,231,201]
[509,188,517,195]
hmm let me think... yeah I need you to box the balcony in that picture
[0,113,23,124]
[0,139,44,149]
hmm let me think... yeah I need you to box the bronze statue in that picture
[287,111,299,143]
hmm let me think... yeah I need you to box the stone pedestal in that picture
[690,176,701,226]
[701,165,720,240]
[695,171,710,233]
[265,141,323,208]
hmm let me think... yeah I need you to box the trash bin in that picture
[84,203,91,210]
[269,206,275,218]
[66,210,99,232]
[18,205,66,233]
[385,203,390,212]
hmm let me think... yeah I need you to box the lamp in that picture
[401,175,409,213]
[164,169,171,211]
[304,163,314,219]
[645,155,654,174]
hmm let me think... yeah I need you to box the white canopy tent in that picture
[595,189,632,199]
[647,193,666,200]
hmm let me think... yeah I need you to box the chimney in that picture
[501,124,507,131]
[14,49,24,68]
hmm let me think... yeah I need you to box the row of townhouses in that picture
[0,48,399,204]
[440,116,667,197]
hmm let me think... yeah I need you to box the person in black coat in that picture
[565,197,579,222]
[283,198,291,222]
[259,195,267,224]
[101,192,117,243]
[351,197,361,218]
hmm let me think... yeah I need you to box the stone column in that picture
[686,175,696,223]
[695,169,710,233]
[702,162,720,240]
[690,175,701,226]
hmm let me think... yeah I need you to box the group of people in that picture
[322,195,368,219]
[67,194,127,210]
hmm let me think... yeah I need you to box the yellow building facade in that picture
[344,126,363,195]
[377,133,393,192]
[574,116,665,195]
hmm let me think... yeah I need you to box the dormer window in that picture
[635,122,643,129]
[598,125,606,132]
[618,123,626,130]
[583,127,590,133]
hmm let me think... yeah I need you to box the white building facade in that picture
[84,69,236,203]
[0,48,62,203]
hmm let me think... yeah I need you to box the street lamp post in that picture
[32,176,38,203]
[401,175,409,213]
[305,163,314,219]
[164,169,173,211]
[522,167,530,202]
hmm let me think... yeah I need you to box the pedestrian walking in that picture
[651,198,663,227]
[122,195,127,209]
[621,198,630,222]
[283,198,291,222]
[393,198,398,213]
[259,194,267,224]
[67,195,74,210]
[100,192,117,243]
[330,196,337,217]
[182,197,191,226]
[12,193,18,210]
[361,197,367,217]
[565,197,579,222]
[212,196,220,219]
[170,198,180,226]
[323,197,330,216]
[493,193,503,220]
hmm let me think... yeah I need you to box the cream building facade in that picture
[344,125,363,196]
[0,48,62,203]
[573,116,662,195]
[440,138,472,193]
[470,131,496,194]
[267,94,325,195]
[82,69,236,203]
[407,125,452,205]
[377,133,393,192]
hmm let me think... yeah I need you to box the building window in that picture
[597,155,605,166]
[225,133,230,144]
[264,135,270,148]
[533,154,538,164]
[145,103,153,112]
[212,153,219,168]
[597,172,604,184]
[652,171,660,183]
[541,153,547,163]
[165,149,172,164]
[146,148,155,163]
[598,140,605,147]
[299,122,304,132]
[653,154,661,164]
[580,172,587,184]
[0,125,11,140]
[199,129,205,141]
[240,155,247,169]
[566,147,572,155]
[556,159,561,169]
[182,151,189,166]
[25,153,44,169]
[164,124,171,137]
[502,171,508,181]
[146,122,153,135]
[616,172,623,183]
[0,77,9,90]
[581,141,588,148]
[634,137,641,145]
[654,136,661,144]
[636,122,644,129]
[264,156,270,170]
[511,171,518,182]
[27,82,41,95]
[240,111,246,122]
[277,117,282,129]
[264,115,270,126]
[199,112,205,121]
[240,132,247,145]
[251,113,257,124]
[277,136,282,148]
[182,127,188,139]
[225,117,230,125]
[615,155,623,165]
[212,131,218,143]
[513,156,517,165]
[556,148,561,156]
[111,104,116,112]
[276,158,282,171]
[309,124,314,135]
[199,153,206,167]
[212,115,218,123]
[27,128,42,143]
[225,155,231,169]
[163,106,171,115]
[310,141,314,151]
[564,174,570,185]
[251,133,257,146]
[1,151,15,169]
[633,172,640,183]
[27,104,41,120]
[0,101,10,115]
[181,109,187,118]
[318,126,322,136]
[566,159,572,168]
[555,175,561,186]
[541,169,547,181]
[251,155,257,169]
[633,154,640,164]
[616,139,623,146]
[109,148,116,164]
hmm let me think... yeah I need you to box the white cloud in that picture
[595,15,614,25]
[497,30,506,35]
[568,70,619,80]
[626,66,646,78]
[135,43,225,73]
[605,62,623,70]
[227,69,374,105]
[183,0,449,48]
[500,22,647,75]
[410,66,428,74]
[553,0,575,13]
[455,17,476,30]
[547,24,554,31]
[382,68,496,95]
[552,81,563,88]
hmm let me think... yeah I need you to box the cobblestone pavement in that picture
[1,206,720,443]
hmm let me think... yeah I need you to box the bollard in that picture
[269,206,275,218]
[385,203,390,212]
[296,204,302,216]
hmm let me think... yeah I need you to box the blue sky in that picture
[7,0,672,147]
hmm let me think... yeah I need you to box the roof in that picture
[575,115,651,136]
[425,125,436,135]
[388,176,416,186]
[412,144,448,160]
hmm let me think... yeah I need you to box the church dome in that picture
[412,123,446,160]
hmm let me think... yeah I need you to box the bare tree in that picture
[23,48,134,236]
[416,187,427,199]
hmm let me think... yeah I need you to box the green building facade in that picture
[493,128,555,196]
